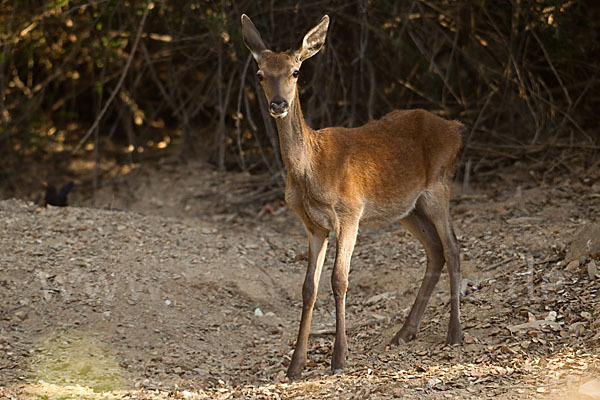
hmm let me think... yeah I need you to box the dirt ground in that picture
[1,160,599,399]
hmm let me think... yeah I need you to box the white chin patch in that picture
[270,111,288,119]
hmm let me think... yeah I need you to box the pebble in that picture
[566,260,580,271]
[13,310,27,321]
[545,311,557,322]
[588,260,598,280]
[427,378,441,388]
[254,307,264,317]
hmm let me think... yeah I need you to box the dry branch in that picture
[72,1,151,155]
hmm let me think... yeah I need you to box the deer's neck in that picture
[274,89,314,179]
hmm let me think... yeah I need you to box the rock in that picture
[460,278,478,297]
[581,311,592,320]
[579,379,600,399]
[570,321,586,336]
[565,224,600,262]
[286,248,297,260]
[464,334,477,344]
[427,378,441,388]
[14,310,28,321]
[254,307,264,317]
[544,311,557,322]
[587,260,598,280]
[566,260,580,271]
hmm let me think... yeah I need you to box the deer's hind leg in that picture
[391,196,445,344]
[420,184,462,345]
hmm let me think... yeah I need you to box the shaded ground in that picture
[1,161,599,399]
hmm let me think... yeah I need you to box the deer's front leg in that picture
[287,228,329,379]
[331,216,360,374]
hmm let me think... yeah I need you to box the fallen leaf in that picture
[507,320,560,333]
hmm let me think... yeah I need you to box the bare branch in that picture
[72,1,151,155]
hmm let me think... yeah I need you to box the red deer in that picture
[241,14,464,379]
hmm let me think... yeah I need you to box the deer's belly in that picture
[286,183,423,230]
[360,191,422,225]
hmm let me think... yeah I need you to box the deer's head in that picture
[241,14,329,119]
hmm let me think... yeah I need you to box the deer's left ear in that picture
[296,15,329,63]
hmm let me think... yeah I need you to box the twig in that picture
[557,72,598,135]
[235,55,253,170]
[530,29,571,106]
[462,158,471,194]
[485,257,515,271]
[72,1,151,155]
[528,90,592,142]
[252,74,284,175]
[442,19,460,106]
[511,257,563,272]
[407,29,462,106]
[460,88,495,165]
[0,0,17,131]
[244,83,280,182]
[509,51,542,144]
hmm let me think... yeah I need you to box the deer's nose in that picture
[269,98,289,116]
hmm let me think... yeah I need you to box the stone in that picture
[565,224,600,263]
[587,260,598,280]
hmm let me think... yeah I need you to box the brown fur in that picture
[241,13,464,379]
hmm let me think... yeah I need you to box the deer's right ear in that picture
[241,14,267,62]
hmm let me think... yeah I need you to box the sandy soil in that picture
[1,161,599,399]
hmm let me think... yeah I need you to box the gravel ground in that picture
[1,162,599,399]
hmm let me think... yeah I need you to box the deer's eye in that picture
[257,72,264,81]
[292,70,299,78]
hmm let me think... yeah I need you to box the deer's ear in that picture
[296,15,329,63]
[241,14,268,62]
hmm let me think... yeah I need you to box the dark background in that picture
[1,0,599,200]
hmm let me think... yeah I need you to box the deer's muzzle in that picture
[269,98,289,118]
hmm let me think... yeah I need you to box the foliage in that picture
[0,0,598,192]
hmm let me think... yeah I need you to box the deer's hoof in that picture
[286,360,306,380]
[390,328,416,345]
[286,368,303,381]
[446,329,463,345]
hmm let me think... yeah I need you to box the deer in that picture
[241,13,465,379]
